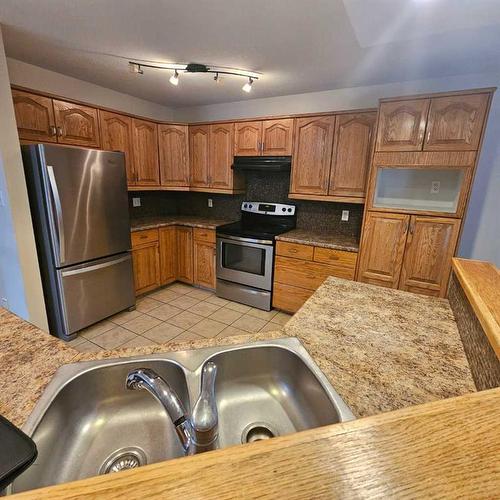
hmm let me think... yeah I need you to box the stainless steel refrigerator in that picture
[22,144,135,340]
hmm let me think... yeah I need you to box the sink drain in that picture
[241,422,279,444]
[99,447,147,475]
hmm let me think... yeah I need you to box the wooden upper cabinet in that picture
[262,119,294,156]
[132,118,159,186]
[329,112,376,198]
[399,216,460,297]
[209,123,234,190]
[12,90,57,142]
[159,124,189,188]
[290,115,336,196]
[234,121,262,156]
[376,99,429,152]
[189,125,210,187]
[357,211,409,288]
[53,99,100,147]
[424,94,489,151]
[176,226,194,284]
[99,111,135,184]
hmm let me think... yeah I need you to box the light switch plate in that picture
[341,210,349,221]
[208,198,213,208]
[132,197,141,207]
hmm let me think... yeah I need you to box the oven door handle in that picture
[216,233,274,246]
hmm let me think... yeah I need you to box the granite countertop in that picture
[276,228,360,252]
[0,277,474,429]
[130,215,235,232]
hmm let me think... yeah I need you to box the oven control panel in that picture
[241,201,296,215]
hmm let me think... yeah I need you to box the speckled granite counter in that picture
[276,228,359,252]
[0,277,474,428]
[130,215,235,232]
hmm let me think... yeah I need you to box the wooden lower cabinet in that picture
[131,241,160,295]
[159,227,177,285]
[273,241,357,313]
[176,227,194,284]
[194,240,216,289]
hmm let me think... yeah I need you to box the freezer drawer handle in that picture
[46,165,65,264]
[61,255,131,277]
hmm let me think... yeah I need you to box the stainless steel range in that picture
[216,202,296,310]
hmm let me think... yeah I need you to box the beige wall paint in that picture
[7,58,174,121]
[0,28,48,329]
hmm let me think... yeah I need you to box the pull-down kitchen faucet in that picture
[126,362,218,454]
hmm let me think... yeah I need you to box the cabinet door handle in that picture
[261,142,265,153]
[426,129,431,143]
[257,141,261,152]
[409,221,415,234]
[57,126,63,137]
[50,125,57,136]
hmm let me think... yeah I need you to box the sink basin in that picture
[11,338,354,493]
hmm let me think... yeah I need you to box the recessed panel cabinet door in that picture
[424,94,489,151]
[234,121,262,156]
[329,112,376,198]
[194,240,216,289]
[176,226,194,284]
[99,111,135,185]
[189,125,210,187]
[159,124,189,187]
[132,118,159,186]
[159,226,177,285]
[53,99,100,147]
[262,118,294,156]
[132,242,160,295]
[209,123,234,189]
[376,99,429,152]
[399,216,460,297]
[357,211,409,288]
[12,90,57,142]
[290,115,336,195]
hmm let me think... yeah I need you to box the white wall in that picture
[0,28,48,329]
[7,58,174,121]
[174,73,500,266]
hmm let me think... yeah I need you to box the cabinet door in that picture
[357,211,409,288]
[99,111,135,185]
[399,216,460,297]
[262,118,294,156]
[53,99,100,147]
[176,226,194,284]
[234,121,262,156]
[194,240,216,289]
[12,90,57,142]
[189,125,210,187]
[329,112,376,198]
[424,94,489,151]
[290,115,335,195]
[159,124,189,187]
[209,123,234,189]
[132,118,159,186]
[159,227,177,285]
[376,99,429,152]
[132,242,160,295]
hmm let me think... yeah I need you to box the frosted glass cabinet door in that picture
[371,166,468,216]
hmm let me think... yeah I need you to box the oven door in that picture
[216,236,274,291]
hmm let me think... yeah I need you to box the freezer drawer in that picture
[57,253,135,335]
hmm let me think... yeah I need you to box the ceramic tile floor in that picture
[68,283,292,353]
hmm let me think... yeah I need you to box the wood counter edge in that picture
[452,257,500,357]
[11,387,500,499]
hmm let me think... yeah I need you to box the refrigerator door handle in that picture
[61,255,131,277]
[46,165,65,264]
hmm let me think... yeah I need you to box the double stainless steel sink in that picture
[11,338,354,493]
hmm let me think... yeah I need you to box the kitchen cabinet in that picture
[234,119,293,156]
[189,125,210,188]
[328,112,376,198]
[132,118,159,186]
[290,115,336,196]
[159,226,177,285]
[357,211,460,297]
[209,123,234,190]
[159,124,189,189]
[193,228,216,289]
[99,111,135,185]
[273,241,357,313]
[12,89,57,143]
[176,226,194,284]
[131,229,160,295]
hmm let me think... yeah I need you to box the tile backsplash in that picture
[128,171,363,238]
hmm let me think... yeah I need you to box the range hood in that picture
[233,156,291,172]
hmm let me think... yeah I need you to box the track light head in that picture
[129,63,143,75]
[169,70,179,86]
[242,77,253,93]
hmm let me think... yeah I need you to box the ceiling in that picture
[1,0,499,108]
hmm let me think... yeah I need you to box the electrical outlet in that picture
[0,190,5,207]
[431,181,441,194]
[341,210,349,221]
[1,297,7,308]
[208,198,213,208]
[132,197,141,207]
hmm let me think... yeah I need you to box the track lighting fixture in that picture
[128,61,260,92]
